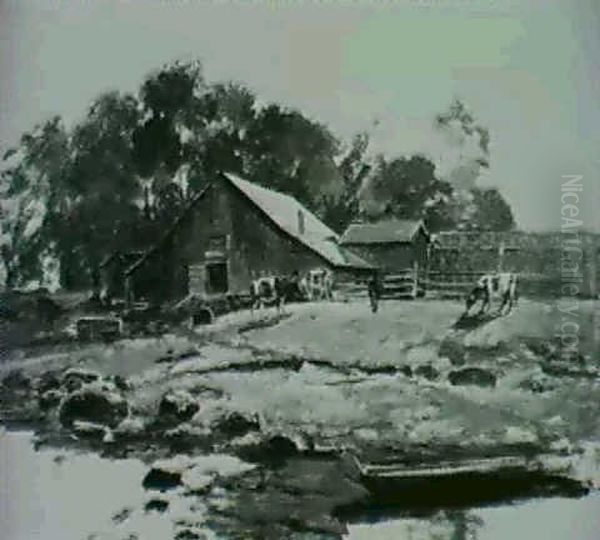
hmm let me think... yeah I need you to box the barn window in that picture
[208,235,227,251]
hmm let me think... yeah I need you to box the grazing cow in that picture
[465,272,518,316]
[306,268,334,301]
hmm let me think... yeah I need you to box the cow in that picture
[249,272,309,316]
[305,268,334,301]
[250,275,284,315]
[465,272,518,316]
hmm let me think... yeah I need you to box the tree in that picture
[0,117,70,289]
[360,154,454,228]
[321,132,372,233]
[64,91,142,291]
[465,187,515,231]
[243,104,341,214]
[133,60,204,180]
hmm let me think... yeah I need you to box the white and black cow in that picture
[465,272,518,316]
[250,275,285,315]
[306,268,334,301]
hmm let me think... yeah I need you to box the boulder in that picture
[38,389,64,410]
[158,390,199,423]
[59,384,128,428]
[72,420,107,440]
[36,371,62,393]
[175,530,202,540]
[414,364,439,381]
[448,367,497,388]
[144,498,170,512]
[62,368,101,393]
[518,372,557,393]
[438,337,466,366]
[143,468,183,491]
[2,369,31,390]
[237,433,301,464]
[212,411,261,438]
[111,375,130,392]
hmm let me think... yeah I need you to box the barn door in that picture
[206,262,228,294]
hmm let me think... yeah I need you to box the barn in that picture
[339,219,431,297]
[123,172,375,304]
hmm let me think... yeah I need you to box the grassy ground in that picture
[2,298,599,538]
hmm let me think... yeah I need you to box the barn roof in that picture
[224,173,374,269]
[340,219,428,245]
[126,173,375,276]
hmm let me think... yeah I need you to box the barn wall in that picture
[176,179,332,296]
[342,243,416,273]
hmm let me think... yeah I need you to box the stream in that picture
[2,429,600,540]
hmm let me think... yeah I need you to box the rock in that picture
[438,337,465,366]
[38,389,64,410]
[144,498,170,513]
[2,369,31,390]
[182,469,214,494]
[448,367,496,388]
[143,468,183,491]
[59,384,128,428]
[114,416,146,436]
[238,434,301,464]
[62,368,101,393]
[398,365,413,378]
[72,420,107,440]
[518,372,557,393]
[212,411,261,438]
[415,364,439,381]
[36,371,62,393]
[175,530,202,540]
[111,375,130,392]
[111,507,132,524]
[158,390,199,423]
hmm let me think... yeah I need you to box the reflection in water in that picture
[2,430,599,540]
[447,511,484,540]
[345,510,483,540]
[345,493,600,540]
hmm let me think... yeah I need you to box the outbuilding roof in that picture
[340,219,428,245]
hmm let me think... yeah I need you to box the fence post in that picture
[412,261,418,298]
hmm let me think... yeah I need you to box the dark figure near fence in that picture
[368,274,381,313]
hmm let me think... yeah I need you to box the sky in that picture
[1,0,598,231]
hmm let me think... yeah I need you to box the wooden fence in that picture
[380,268,420,299]
[422,271,486,299]
[422,271,560,299]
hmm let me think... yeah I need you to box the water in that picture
[2,429,600,540]
[346,491,600,540]
[0,430,183,540]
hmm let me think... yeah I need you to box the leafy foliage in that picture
[0,61,517,289]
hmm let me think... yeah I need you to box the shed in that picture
[340,219,430,278]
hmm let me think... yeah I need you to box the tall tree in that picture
[360,154,454,228]
[465,187,515,231]
[243,104,341,214]
[321,131,372,233]
[65,91,141,291]
[0,117,70,289]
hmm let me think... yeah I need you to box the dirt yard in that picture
[1,298,600,538]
